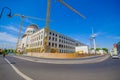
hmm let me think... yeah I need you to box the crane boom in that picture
[14,14,45,20]
[58,0,86,19]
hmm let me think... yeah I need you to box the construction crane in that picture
[14,14,45,52]
[43,0,86,53]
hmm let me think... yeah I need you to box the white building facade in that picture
[75,46,89,54]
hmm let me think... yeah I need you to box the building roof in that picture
[22,34,27,38]
[27,24,39,29]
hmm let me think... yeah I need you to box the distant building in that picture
[113,43,118,55]
[18,24,86,53]
[96,50,107,54]
[75,46,89,54]
[110,49,114,55]
[117,42,120,54]
[110,43,118,56]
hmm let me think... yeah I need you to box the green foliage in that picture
[96,48,101,51]
[2,49,15,54]
[102,48,108,53]
[91,47,108,53]
[2,49,7,53]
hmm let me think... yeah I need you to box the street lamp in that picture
[0,7,12,19]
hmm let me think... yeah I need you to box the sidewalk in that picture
[10,54,110,64]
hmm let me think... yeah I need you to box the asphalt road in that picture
[0,55,120,80]
[0,55,24,80]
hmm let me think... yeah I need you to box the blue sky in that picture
[0,0,120,50]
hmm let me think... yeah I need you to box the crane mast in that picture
[16,16,24,52]
[42,0,51,53]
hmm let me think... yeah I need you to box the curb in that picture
[11,55,110,64]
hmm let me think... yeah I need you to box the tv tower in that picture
[91,27,96,54]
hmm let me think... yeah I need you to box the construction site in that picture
[0,0,103,58]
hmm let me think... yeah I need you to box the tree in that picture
[102,48,108,53]
[2,49,7,54]
[96,48,101,51]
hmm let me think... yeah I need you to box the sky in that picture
[0,0,120,50]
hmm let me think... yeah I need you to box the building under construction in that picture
[17,24,86,53]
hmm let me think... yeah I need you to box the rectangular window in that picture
[41,41,42,45]
[53,33,54,36]
[52,43,54,47]
[59,44,61,48]
[55,43,57,47]
[52,37,54,41]
[49,36,51,40]
[41,35,43,39]
[55,34,57,37]
[55,38,57,41]
[59,39,61,42]
[49,42,51,46]
[49,32,51,35]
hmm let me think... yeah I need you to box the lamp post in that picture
[0,7,12,19]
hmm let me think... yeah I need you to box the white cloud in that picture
[1,25,24,33]
[107,36,120,39]
[6,26,19,32]
[0,42,16,49]
[25,18,33,24]
[0,32,17,43]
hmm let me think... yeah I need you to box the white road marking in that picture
[5,58,33,80]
